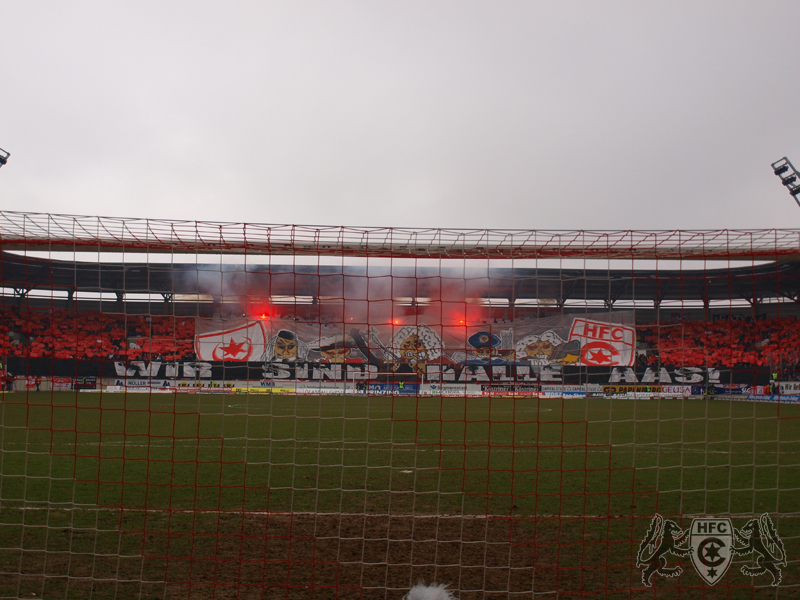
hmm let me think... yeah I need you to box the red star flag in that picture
[194,319,267,362]
[568,318,636,366]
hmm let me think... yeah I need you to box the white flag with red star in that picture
[568,318,636,366]
[195,319,267,362]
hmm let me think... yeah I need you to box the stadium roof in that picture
[2,211,800,261]
[2,251,799,306]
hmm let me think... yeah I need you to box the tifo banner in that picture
[195,319,267,362]
[257,312,636,382]
[569,318,636,366]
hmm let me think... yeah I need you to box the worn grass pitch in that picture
[0,392,797,598]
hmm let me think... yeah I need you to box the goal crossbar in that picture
[2,211,800,260]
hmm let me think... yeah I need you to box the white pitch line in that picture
[0,505,608,519]
[2,440,797,456]
[2,505,798,522]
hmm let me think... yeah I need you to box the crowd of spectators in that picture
[637,317,800,369]
[3,307,799,369]
[0,308,196,361]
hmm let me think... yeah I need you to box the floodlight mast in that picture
[0,148,9,169]
[772,157,800,207]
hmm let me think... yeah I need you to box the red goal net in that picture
[0,212,797,598]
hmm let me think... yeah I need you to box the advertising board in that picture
[482,384,541,397]
[601,385,692,398]
[745,394,800,403]
[52,377,73,390]
[779,381,800,394]
[74,376,97,391]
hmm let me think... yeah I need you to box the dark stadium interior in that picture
[3,251,800,312]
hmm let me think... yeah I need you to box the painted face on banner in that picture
[472,346,495,360]
[400,335,426,362]
[321,347,350,363]
[398,334,429,375]
[274,336,298,361]
[525,340,554,360]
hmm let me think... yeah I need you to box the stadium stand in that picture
[0,308,196,360]
[4,304,800,372]
[638,317,800,369]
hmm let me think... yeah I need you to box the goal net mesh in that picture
[0,212,796,598]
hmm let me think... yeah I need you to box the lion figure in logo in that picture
[636,514,691,587]
[732,514,787,586]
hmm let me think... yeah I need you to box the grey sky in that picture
[2,1,800,231]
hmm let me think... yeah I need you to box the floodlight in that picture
[774,164,789,176]
[771,157,800,207]
[0,148,8,168]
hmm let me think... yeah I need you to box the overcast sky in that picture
[2,1,800,231]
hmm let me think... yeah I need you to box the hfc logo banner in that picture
[195,320,267,362]
[569,318,636,366]
[637,513,787,588]
[689,519,734,586]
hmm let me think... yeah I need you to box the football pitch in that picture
[0,392,798,598]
